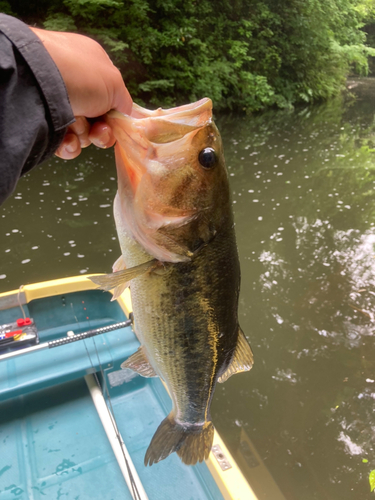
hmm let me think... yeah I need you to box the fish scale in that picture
[132,229,238,413]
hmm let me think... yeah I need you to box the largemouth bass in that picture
[90,98,254,466]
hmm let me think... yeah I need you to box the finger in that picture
[89,122,116,149]
[55,133,82,159]
[69,116,91,148]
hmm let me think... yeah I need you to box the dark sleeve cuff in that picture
[0,14,75,205]
[0,14,74,136]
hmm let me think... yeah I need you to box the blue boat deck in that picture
[0,289,224,500]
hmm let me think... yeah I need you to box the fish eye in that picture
[198,148,216,169]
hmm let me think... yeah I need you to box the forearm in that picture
[0,14,74,205]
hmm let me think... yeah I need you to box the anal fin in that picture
[218,327,254,383]
[121,346,157,378]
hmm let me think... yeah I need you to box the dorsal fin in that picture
[218,327,254,383]
[121,346,157,378]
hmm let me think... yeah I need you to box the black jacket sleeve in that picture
[0,14,75,205]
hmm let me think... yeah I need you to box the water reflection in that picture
[211,80,375,500]
[262,221,375,349]
[0,152,119,285]
[1,79,375,499]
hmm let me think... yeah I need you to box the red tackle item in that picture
[16,317,31,327]
[5,329,23,338]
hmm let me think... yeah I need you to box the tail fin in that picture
[144,413,214,466]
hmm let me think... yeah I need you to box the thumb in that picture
[112,71,133,116]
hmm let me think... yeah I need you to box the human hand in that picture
[29,28,132,159]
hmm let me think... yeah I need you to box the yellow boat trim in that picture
[208,430,257,500]
[0,275,98,303]
[0,275,258,500]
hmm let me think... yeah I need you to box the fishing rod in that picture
[0,319,132,362]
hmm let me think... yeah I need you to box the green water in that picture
[1,79,375,499]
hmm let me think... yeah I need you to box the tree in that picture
[6,0,375,111]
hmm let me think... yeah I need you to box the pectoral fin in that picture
[111,255,128,300]
[218,327,254,383]
[89,259,158,291]
[121,346,157,378]
[112,255,126,273]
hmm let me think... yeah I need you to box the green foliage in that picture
[8,0,375,112]
[370,469,375,492]
[0,1,14,15]
[43,13,77,31]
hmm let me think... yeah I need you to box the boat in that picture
[0,275,257,500]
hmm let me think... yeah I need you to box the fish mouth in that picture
[130,97,212,128]
[107,96,211,148]
[105,97,212,199]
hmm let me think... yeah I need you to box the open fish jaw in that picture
[107,98,212,144]
[129,97,212,123]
